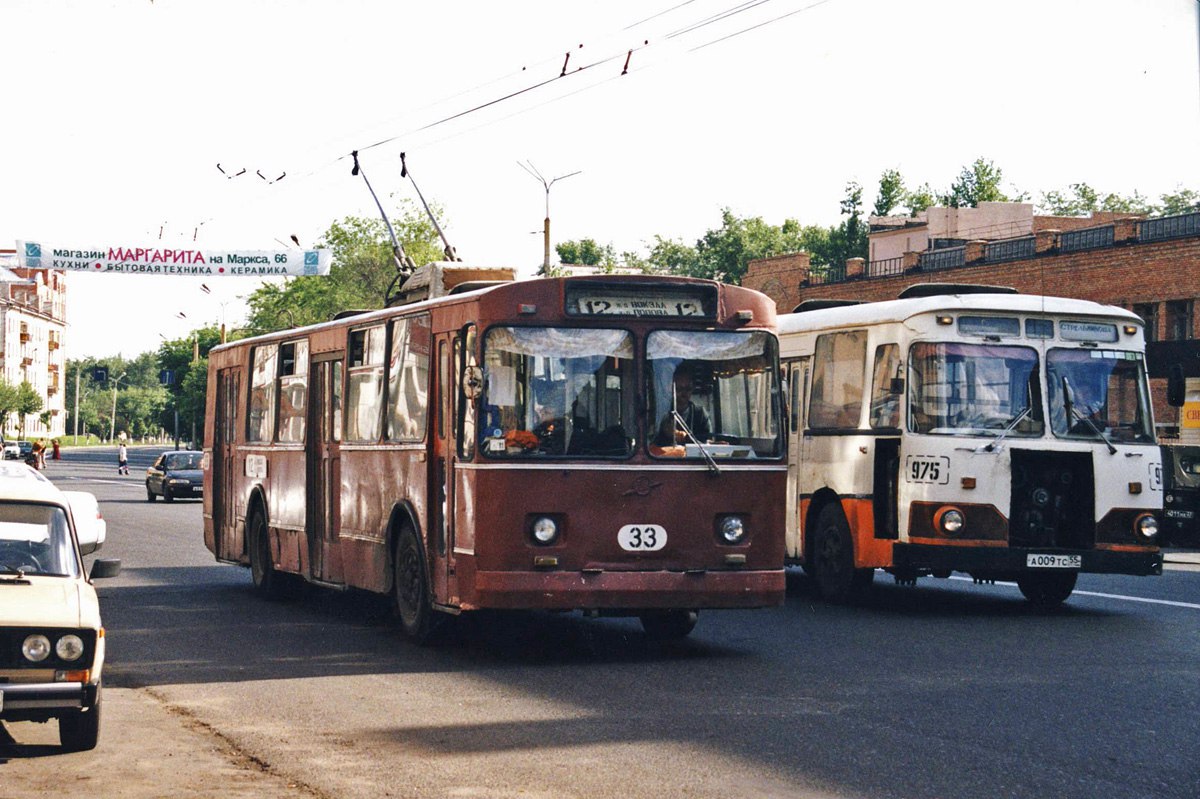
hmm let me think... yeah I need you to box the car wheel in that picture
[59,684,102,752]
[639,609,699,640]
[394,524,438,642]
[810,502,874,604]
[1017,572,1077,609]
[146,483,156,502]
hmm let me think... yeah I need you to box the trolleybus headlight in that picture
[22,634,51,662]
[936,507,965,536]
[531,517,559,545]
[719,515,747,544]
[56,634,85,661]
[1134,514,1159,543]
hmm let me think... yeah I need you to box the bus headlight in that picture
[56,634,85,661]
[1134,514,1158,543]
[936,507,965,536]
[531,517,559,545]
[22,634,51,662]
[719,515,747,544]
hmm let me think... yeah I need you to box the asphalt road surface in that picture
[3,445,1199,799]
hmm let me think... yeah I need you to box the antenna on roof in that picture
[401,152,460,263]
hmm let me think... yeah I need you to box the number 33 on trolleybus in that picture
[778,284,1163,608]
[202,269,787,640]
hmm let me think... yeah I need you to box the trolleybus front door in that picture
[431,335,458,605]
[307,356,343,584]
[213,367,240,561]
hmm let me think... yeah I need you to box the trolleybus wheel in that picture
[248,508,278,596]
[639,609,699,640]
[811,503,873,603]
[59,683,102,752]
[1016,572,1076,609]
[394,525,437,642]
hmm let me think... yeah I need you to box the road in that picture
[3,445,1199,799]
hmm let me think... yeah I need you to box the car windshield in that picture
[647,330,781,458]
[164,453,202,470]
[0,502,79,577]
[480,327,636,457]
[908,342,1044,436]
[1046,349,1154,443]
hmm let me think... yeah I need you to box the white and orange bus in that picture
[203,269,786,639]
[779,284,1163,607]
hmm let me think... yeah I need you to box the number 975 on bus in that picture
[905,455,950,485]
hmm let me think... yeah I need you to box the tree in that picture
[872,169,906,217]
[15,380,43,441]
[1158,187,1200,216]
[904,183,937,214]
[245,201,445,333]
[116,386,169,440]
[1039,182,1197,217]
[941,157,1019,208]
[0,378,19,439]
[556,239,617,268]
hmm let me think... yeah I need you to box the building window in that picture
[1133,303,1159,342]
[1166,300,1194,341]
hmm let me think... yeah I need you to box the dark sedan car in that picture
[145,450,204,502]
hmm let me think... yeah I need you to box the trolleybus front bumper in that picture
[471,568,786,610]
[892,543,1163,577]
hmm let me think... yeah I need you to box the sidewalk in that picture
[1163,548,1200,566]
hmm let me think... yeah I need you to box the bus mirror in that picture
[462,365,484,400]
[890,377,905,395]
[1167,364,1186,407]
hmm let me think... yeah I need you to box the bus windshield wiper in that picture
[672,410,721,474]
[1,562,29,578]
[981,405,1032,452]
[1062,376,1117,454]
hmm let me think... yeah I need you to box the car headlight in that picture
[22,634,51,662]
[937,507,965,536]
[719,515,747,544]
[56,634,85,661]
[1134,514,1158,543]
[531,517,558,545]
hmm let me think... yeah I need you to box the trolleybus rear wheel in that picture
[248,508,278,596]
[639,609,699,640]
[811,503,873,603]
[1016,571,1076,609]
[394,525,437,642]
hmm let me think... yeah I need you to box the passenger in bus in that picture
[655,366,712,445]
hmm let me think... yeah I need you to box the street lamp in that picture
[519,161,581,276]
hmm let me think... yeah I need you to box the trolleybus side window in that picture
[277,339,308,444]
[869,343,902,429]
[647,329,781,458]
[247,343,278,442]
[480,327,635,457]
[387,315,431,442]
[809,331,866,430]
[346,326,386,442]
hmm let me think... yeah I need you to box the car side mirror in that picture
[1167,364,1186,407]
[90,559,121,580]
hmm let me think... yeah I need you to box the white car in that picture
[2,441,19,460]
[0,462,120,751]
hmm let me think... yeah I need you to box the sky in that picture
[2,0,1198,359]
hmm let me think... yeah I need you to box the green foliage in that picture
[156,327,222,445]
[0,378,19,437]
[904,182,937,214]
[872,169,906,217]
[1158,187,1200,216]
[941,158,1020,208]
[245,201,445,333]
[117,386,169,439]
[16,381,43,440]
[1038,182,1197,217]
[556,239,617,269]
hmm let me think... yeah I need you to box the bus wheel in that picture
[640,610,698,640]
[394,526,436,642]
[1016,572,1077,609]
[811,503,873,603]
[248,509,278,596]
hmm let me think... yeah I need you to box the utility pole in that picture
[519,161,581,276]
[73,363,81,445]
[108,373,126,443]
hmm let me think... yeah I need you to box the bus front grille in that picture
[1009,450,1095,549]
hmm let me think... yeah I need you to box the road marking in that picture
[948,575,1200,610]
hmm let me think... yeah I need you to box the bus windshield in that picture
[908,342,1044,436]
[647,330,781,458]
[1046,349,1153,443]
[481,326,635,457]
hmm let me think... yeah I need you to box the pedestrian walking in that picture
[33,439,46,469]
[117,442,129,475]
[52,439,61,460]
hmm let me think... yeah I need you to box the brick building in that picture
[743,208,1200,428]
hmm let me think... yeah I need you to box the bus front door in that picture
[307,357,343,584]
[213,367,240,561]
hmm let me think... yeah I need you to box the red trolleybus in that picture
[203,271,786,639]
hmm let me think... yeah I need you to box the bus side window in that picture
[276,339,308,444]
[809,331,867,429]
[346,326,386,441]
[869,343,901,429]
[387,315,431,442]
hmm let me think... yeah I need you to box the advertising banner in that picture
[16,240,332,277]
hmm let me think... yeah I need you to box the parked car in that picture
[17,441,32,459]
[145,450,204,502]
[1162,444,1200,547]
[0,461,121,751]
[2,441,19,460]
